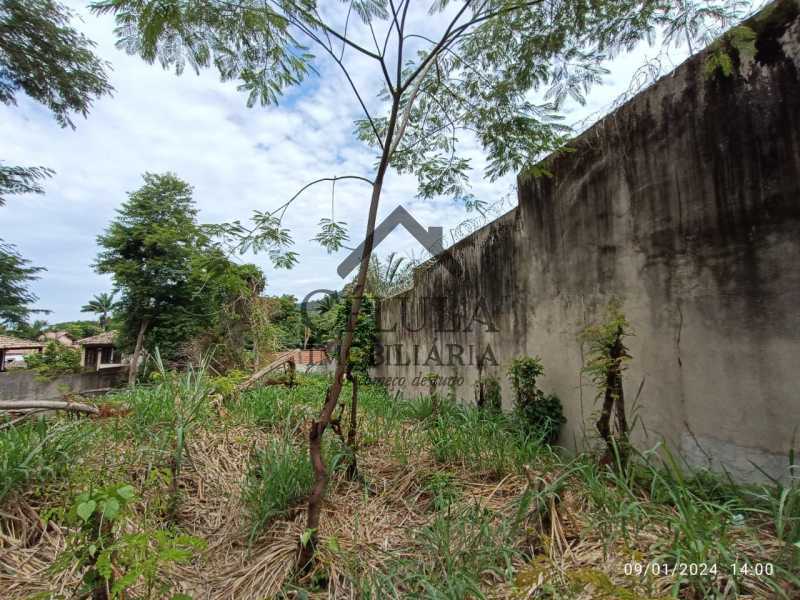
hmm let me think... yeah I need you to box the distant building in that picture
[38,330,77,347]
[78,331,125,371]
[0,335,44,372]
[285,348,332,373]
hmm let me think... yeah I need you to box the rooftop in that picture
[0,335,45,350]
[77,331,117,346]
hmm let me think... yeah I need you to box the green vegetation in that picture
[54,482,204,599]
[508,356,566,444]
[1,0,112,329]
[0,242,46,329]
[243,437,314,539]
[1,375,798,598]
[24,340,82,377]
[0,417,89,503]
[80,292,118,331]
[94,172,268,378]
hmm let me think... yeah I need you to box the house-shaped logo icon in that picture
[337,206,461,279]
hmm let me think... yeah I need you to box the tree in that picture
[10,319,49,340]
[0,0,113,202]
[94,0,751,563]
[1,0,112,330]
[81,292,117,331]
[95,173,208,384]
[0,242,46,328]
[96,172,263,382]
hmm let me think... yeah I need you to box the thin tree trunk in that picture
[127,318,150,386]
[345,366,359,480]
[596,326,627,461]
[299,96,401,568]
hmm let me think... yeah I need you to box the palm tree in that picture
[366,252,414,297]
[81,292,117,331]
[317,290,340,314]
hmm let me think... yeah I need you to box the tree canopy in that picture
[95,172,264,363]
[1,0,113,331]
[92,0,748,264]
[0,241,45,328]
[81,292,118,331]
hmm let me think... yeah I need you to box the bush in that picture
[508,356,565,444]
[25,341,81,377]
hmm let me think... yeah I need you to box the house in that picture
[38,330,77,347]
[78,331,124,371]
[286,348,332,373]
[0,335,44,372]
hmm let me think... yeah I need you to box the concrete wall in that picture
[0,368,127,402]
[373,1,800,482]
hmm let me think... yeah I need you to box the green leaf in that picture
[116,484,136,501]
[325,535,341,553]
[300,528,316,547]
[101,497,121,520]
[76,500,96,522]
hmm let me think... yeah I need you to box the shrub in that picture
[25,341,81,377]
[508,356,565,444]
[54,482,204,599]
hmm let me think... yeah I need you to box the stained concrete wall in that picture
[0,368,126,402]
[373,1,800,482]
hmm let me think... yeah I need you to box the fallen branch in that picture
[237,352,294,392]
[0,400,100,415]
[0,409,48,430]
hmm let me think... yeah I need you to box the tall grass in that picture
[0,417,90,503]
[243,436,314,540]
[363,504,519,599]
[423,400,550,477]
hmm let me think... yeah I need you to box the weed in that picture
[243,437,314,539]
[0,417,90,503]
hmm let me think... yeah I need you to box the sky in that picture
[0,1,711,324]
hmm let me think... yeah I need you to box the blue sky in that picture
[0,1,717,323]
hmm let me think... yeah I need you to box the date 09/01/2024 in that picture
[623,562,774,578]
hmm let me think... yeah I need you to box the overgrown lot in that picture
[1,375,798,599]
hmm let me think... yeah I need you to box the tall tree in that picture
[80,292,117,331]
[0,241,46,328]
[95,173,207,384]
[94,0,751,562]
[10,318,49,341]
[1,0,112,328]
[95,172,262,382]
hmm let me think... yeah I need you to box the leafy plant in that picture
[25,340,82,377]
[580,300,632,458]
[55,482,203,599]
[151,350,214,519]
[704,24,758,78]
[508,357,565,445]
